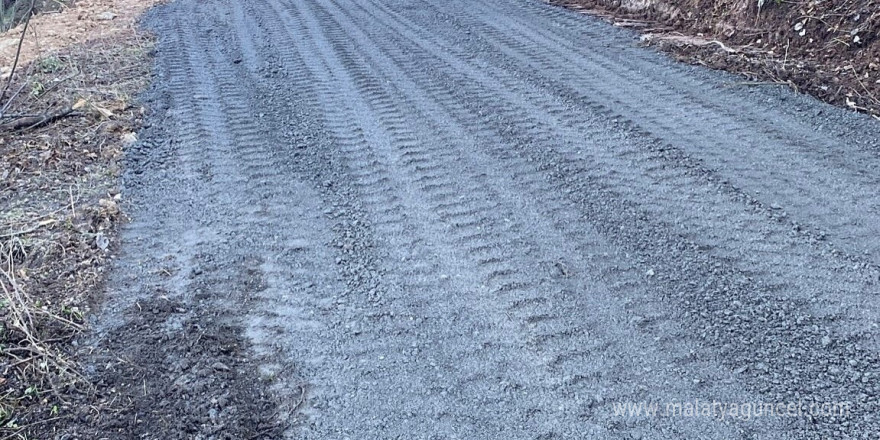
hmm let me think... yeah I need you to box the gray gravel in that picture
[90,0,880,438]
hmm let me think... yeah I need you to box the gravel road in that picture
[82,0,880,438]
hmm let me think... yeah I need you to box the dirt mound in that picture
[554,0,880,117]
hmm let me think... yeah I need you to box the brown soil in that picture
[552,0,880,118]
[1,0,160,77]
[0,0,158,437]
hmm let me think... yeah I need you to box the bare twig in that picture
[68,185,77,220]
[33,73,78,103]
[291,383,308,413]
[0,0,37,106]
[0,415,68,440]
[0,113,41,120]
[708,39,738,54]
[0,107,81,132]
[0,80,30,116]
[723,80,790,88]
[0,219,56,239]
[782,38,790,69]
[0,258,85,373]
[846,66,879,105]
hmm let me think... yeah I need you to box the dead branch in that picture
[722,80,791,88]
[0,220,55,239]
[0,107,82,132]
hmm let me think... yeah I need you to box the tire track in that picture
[82,1,347,436]
[259,1,560,436]
[426,0,880,266]
[301,0,880,437]
[264,0,797,437]
[81,0,880,438]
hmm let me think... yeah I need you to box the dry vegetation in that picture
[553,0,880,118]
[0,0,157,436]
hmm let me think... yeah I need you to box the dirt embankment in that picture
[553,0,880,117]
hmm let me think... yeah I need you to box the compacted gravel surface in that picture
[78,0,880,438]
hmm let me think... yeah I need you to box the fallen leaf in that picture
[92,104,115,118]
[121,131,138,146]
[99,198,119,216]
[74,98,115,117]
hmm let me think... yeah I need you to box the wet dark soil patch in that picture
[55,296,284,439]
